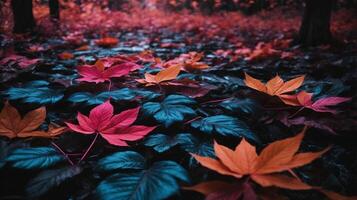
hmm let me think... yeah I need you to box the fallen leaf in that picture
[244,73,305,96]
[0,102,56,138]
[280,91,351,114]
[192,127,330,190]
[136,65,181,86]
[76,59,138,83]
[58,52,74,60]
[95,37,119,47]
[66,101,156,146]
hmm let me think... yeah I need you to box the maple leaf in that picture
[136,65,181,86]
[58,52,74,60]
[244,42,280,61]
[0,54,39,69]
[95,37,119,47]
[162,52,209,72]
[244,73,305,96]
[192,127,330,190]
[65,101,156,146]
[280,91,351,114]
[0,102,63,138]
[77,59,138,83]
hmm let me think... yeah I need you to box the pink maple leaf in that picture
[76,60,139,83]
[280,91,351,114]
[65,101,156,146]
[0,54,39,69]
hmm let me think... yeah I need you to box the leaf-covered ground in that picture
[0,5,357,200]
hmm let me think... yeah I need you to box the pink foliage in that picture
[66,101,156,146]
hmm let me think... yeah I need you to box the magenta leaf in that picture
[76,62,139,83]
[310,97,351,114]
[0,54,39,69]
[66,101,155,146]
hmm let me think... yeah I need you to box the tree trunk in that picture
[11,0,36,33]
[49,0,60,21]
[298,0,333,46]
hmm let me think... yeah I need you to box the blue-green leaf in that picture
[6,147,65,169]
[191,115,259,142]
[96,161,189,200]
[4,81,64,104]
[97,151,146,171]
[143,95,196,127]
[143,133,193,153]
[219,98,260,114]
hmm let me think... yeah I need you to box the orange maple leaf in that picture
[95,37,119,47]
[192,127,330,190]
[162,52,209,72]
[0,102,65,138]
[58,52,74,60]
[136,65,181,86]
[244,73,305,96]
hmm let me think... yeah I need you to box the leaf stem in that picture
[51,141,74,166]
[289,107,304,118]
[157,83,163,94]
[184,116,202,124]
[288,169,302,182]
[79,133,99,163]
[108,80,112,91]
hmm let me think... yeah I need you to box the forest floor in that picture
[0,6,357,200]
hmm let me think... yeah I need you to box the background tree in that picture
[11,0,36,33]
[297,0,334,46]
[49,0,60,21]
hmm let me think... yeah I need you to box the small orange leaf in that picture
[244,73,267,93]
[244,73,305,97]
[58,52,74,60]
[138,65,181,86]
[279,94,300,106]
[95,60,106,72]
[191,154,242,178]
[76,45,90,51]
[266,75,284,95]
[275,75,305,95]
[296,91,313,106]
[0,102,61,138]
[155,64,181,82]
[95,37,119,47]
[18,107,46,134]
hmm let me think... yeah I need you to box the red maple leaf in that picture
[65,101,156,146]
[77,59,139,83]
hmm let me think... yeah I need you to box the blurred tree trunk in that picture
[297,0,333,46]
[49,0,60,21]
[11,0,36,33]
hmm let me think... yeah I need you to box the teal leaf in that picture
[6,147,65,169]
[143,95,196,127]
[96,161,189,200]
